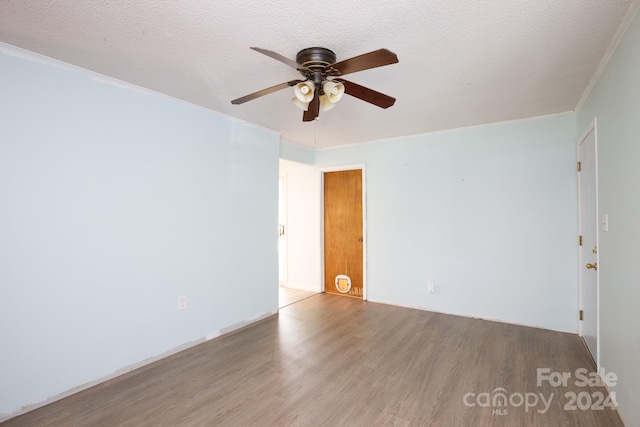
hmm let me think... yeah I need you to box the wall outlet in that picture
[428,279,435,294]
[178,296,187,310]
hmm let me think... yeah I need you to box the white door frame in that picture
[320,164,367,300]
[577,118,599,366]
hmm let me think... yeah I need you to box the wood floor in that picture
[278,286,316,308]
[3,294,624,426]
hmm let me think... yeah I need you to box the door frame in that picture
[577,118,599,367]
[320,164,367,300]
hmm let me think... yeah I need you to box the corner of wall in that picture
[279,140,315,164]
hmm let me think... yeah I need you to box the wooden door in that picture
[324,169,363,298]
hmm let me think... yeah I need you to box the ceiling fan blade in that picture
[329,49,398,76]
[334,79,396,109]
[250,47,311,73]
[231,80,303,105]
[303,90,320,122]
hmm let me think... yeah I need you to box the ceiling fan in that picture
[231,47,399,122]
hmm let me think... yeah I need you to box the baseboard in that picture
[0,309,278,423]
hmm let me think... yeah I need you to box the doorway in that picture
[323,167,366,299]
[577,120,599,365]
[278,174,287,287]
[278,160,323,308]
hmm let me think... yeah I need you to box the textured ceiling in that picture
[0,1,637,148]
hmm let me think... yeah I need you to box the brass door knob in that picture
[586,263,598,270]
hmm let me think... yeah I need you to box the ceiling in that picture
[0,1,637,148]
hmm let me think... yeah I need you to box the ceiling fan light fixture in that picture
[294,81,315,103]
[320,94,336,111]
[292,97,310,111]
[323,80,345,103]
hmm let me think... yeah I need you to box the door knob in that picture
[586,263,597,270]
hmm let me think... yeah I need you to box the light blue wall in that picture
[577,9,640,427]
[0,46,279,417]
[280,140,314,164]
[315,114,578,332]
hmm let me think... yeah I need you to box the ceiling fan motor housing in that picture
[296,47,336,69]
[296,47,338,88]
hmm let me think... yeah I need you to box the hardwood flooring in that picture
[278,286,316,308]
[2,294,624,426]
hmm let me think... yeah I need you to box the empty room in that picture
[1,1,640,426]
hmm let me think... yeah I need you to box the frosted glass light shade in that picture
[292,97,309,111]
[320,94,336,111]
[294,81,315,103]
[323,81,345,103]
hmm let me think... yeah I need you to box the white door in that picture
[578,122,599,364]
[278,175,287,286]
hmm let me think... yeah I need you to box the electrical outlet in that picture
[178,296,187,310]
[428,279,435,294]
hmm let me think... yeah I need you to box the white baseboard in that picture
[0,309,278,423]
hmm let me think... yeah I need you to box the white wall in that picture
[278,159,322,292]
[315,114,578,332]
[0,45,279,418]
[577,8,640,427]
